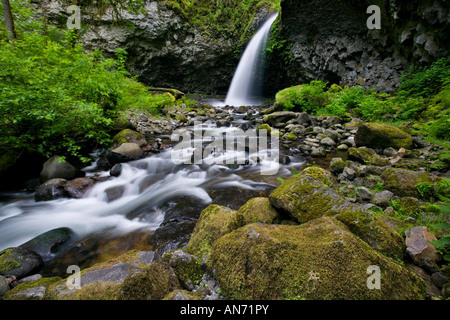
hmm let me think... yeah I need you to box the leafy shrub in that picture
[399,58,450,98]
[277,81,329,113]
[0,28,176,162]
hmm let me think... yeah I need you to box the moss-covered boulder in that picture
[3,277,62,300]
[347,147,391,166]
[262,111,297,126]
[269,173,405,260]
[163,289,202,300]
[269,175,345,224]
[162,249,203,290]
[298,166,336,186]
[237,197,279,225]
[257,123,272,134]
[112,129,147,149]
[381,168,434,197]
[186,205,240,258]
[355,123,413,149]
[118,261,179,300]
[0,247,44,279]
[275,85,304,108]
[209,218,426,300]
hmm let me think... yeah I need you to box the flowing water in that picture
[222,13,278,106]
[0,13,301,273]
[0,112,306,271]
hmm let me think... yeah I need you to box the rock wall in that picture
[42,0,274,95]
[43,1,449,95]
[272,0,450,92]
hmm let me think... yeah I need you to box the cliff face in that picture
[273,0,450,92]
[44,0,449,95]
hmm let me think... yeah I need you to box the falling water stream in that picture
[216,13,278,107]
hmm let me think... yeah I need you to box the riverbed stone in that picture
[355,123,413,150]
[111,143,144,160]
[209,218,426,300]
[262,111,297,126]
[19,227,78,263]
[381,168,434,197]
[0,247,44,279]
[405,226,441,272]
[371,190,394,208]
[268,172,405,260]
[64,177,95,199]
[34,178,68,202]
[39,156,78,183]
[0,275,9,298]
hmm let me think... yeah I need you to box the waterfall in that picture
[224,13,278,107]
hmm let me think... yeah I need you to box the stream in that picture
[0,107,307,275]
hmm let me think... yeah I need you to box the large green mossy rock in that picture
[381,168,434,197]
[269,173,405,260]
[355,123,413,149]
[112,129,147,149]
[347,147,391,166]
[185,205,241,259]
[0,248,44,279]
[237,197,279,225]
[209,218,426,300]
[262,111,297,126]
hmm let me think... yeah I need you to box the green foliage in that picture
[277,57,450,141]
[0,7,177,162]
[277,81,329,113]
[399,58,450,98]
[416,179,450,202]
[165,0,280,43]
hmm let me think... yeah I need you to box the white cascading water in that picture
[224,13,278,106]
[0,123,293,251]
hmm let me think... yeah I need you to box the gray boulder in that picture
[0,247,44,279]
[40,156,77,183]
[371,190,394,208]
[111,143,144,160]
[35,178,68,202]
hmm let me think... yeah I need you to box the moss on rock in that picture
[163,289,202,300]
[118,261,179,300]
[162,249,203,289]
[347,147,391,166]
[269,172,405,260]
[186,205,241,258]
[237,197,279,225]
[3,277,62,300]
[355,122,413,149]
[381,168,434,197]
[112,129,147,149]
[257,123,272,134]
[209,218,426,300]
[298,166,336,186]
[0,248,21,274]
